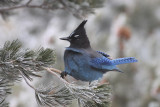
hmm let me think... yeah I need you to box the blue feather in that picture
[91,57,112,65]
[91,57,137,66]
[111,57,138,65]
[97,51,110,57]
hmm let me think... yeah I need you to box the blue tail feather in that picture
[111,57,138,65]
[97,51,110,57]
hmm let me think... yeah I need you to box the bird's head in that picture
[60,20,91,48]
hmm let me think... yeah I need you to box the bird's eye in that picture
[74,35,79,38]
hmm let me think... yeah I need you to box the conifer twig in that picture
[42,67,69,84]
[20,71,37,91]
[26,0,32,6]
[0,0,105,19]
[0,0,64,13]
[46,67,62,74]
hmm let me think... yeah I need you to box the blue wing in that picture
[97,51,110,57]
[64,47,90,75]
[90,56,119,72]
[64,47,101,81]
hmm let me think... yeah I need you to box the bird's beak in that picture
[60,37,70,41]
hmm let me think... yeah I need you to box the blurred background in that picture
[0,0,160,107]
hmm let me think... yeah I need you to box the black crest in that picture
[69,20,87,38]
[60,20,91,48]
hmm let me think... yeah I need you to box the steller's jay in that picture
[60,20,137,82]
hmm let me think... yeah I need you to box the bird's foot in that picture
[61,71,67,78]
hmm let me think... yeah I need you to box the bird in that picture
[60,20,137,82]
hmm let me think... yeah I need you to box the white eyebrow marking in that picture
[74,35,79,38]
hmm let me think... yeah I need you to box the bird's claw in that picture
[61,71,67,78]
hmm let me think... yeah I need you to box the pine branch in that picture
[0,0,105,19]
[35,80,111,107]
[34,68,112,107]
[0,0,64,12]
[0,40,55,81]
[0,39,56,106]
[0,79,11,107]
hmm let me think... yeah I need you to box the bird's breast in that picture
[64,49,103,81]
